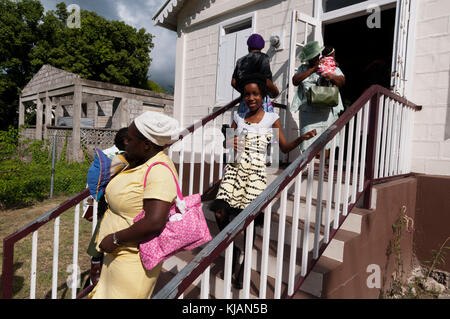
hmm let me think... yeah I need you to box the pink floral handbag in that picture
[133,161,212,271]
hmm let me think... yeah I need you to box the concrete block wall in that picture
[128,98,146,124]
[410,0,450,176]
[182,23,219,126]
[22,65,78,96]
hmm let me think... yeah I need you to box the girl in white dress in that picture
[210,73,316,289]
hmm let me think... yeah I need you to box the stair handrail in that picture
[1,97,242,299]
[175,98,240,140]
[152,84,421,299]
[1,189,90,299]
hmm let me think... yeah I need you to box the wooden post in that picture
[35,97,43,140]
[18,96,24,128]
[72,81,82,162]
[44,91,52,140]
[55,98,62,126]
[1,240,14,299]
[119,98,128,128]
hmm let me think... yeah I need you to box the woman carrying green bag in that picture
[290,41,346,153]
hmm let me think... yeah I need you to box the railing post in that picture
[363,92,381,209]
[2,239,14,299]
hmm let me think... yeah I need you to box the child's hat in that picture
[247,34,265,50]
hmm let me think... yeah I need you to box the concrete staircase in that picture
[155,164,374,299]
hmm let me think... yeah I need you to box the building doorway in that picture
[323,7,396,109]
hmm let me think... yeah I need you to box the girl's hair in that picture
[322,46,335,57]
[240,73,267,97]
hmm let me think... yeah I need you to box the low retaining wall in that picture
[414,174,450,273]
[323,177,418,298]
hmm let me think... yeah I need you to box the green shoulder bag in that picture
[306,85,339,108]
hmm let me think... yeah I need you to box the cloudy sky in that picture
[40,0,176,92]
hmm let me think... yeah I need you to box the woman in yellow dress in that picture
[89,111,180,299]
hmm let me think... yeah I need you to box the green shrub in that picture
[0,126,19,160]
[0,130,91,210]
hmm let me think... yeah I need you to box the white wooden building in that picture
[4,0,450,300]
[153,0,450,176]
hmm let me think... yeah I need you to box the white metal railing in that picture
[152,85,421,299]
[2,86,419,299]
[1,98,242,299]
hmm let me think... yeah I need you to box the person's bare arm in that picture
[232,78,238,92]
[292,61,319,86]
[322,73,345,88]
[266,78,279,98]
[272,119,317,153]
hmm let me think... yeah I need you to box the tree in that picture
[30,2,154,89]
[146,80,168,94]
[0,1,160,131]
[0,0,44,131]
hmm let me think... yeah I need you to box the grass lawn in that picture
[0,195,94,299]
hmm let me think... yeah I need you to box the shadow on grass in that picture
[0,263,91,299]
[43,269,90,299]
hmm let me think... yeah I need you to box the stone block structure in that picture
[19,65,174,161]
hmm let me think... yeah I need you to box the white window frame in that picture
[321,0,396,23]
[215,12,256,106]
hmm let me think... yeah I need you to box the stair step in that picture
[165,163,366,299]
[202,198,361,258]
[162,212,359,298]
[162,246,322,299]
[299,255,343,297]
[203,191,361,234]
[267,161,361,186]
[270,195,345,228]
[155,269,204,298]
[161,247,258,299]
[267,173,355,205]
[157,158,376,299]
[161,229,347,298]
[202,202,345,262]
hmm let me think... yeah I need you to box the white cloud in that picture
[41,0,176,91]
[116,0,177,90]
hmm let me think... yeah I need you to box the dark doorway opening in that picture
[323,7,396,109]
